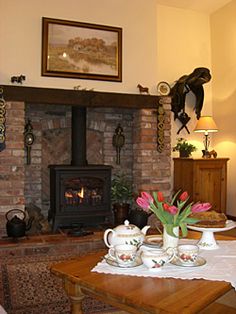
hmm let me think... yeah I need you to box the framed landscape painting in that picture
[41,17,122,82]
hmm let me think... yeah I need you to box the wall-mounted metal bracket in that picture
[24,119,35,165]
[112,123,125,165]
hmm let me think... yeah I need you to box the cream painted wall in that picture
[3,0,232,214]
[211,0,236,216]
[156,5,213,157]
[0,0,158,94]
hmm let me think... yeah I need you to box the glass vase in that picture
[162,225,179,249]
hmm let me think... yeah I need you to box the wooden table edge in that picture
[50,232,236,314]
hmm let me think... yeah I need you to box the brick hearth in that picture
[0,231,105,258]
[0,87,172,237]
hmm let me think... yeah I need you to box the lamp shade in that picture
[194,116,218,133]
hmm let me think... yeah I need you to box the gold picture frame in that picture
[42,17,122,82]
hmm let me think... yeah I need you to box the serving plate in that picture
[187,220,236,250]
[143,235,163,248]
[187,220,236,233]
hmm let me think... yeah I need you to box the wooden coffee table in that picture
[50,231,235,314]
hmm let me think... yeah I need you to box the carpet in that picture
[0,253,127,314]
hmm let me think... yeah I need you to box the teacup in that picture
[108,244,137,267]
[176,244,199,264]
[141,247,175,270]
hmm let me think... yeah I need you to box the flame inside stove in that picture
[65,191,73,198]
[77,187,84,199]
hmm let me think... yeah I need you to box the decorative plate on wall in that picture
[157,81,171,96]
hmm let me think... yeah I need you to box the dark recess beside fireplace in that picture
[48,106,113,231]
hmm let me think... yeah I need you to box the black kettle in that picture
[6,209,33,238]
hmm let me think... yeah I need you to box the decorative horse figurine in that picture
[137,84,149,94]
[11,74,26,84]
[209,150,217,158]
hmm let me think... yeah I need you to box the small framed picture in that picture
[42,17,122,82]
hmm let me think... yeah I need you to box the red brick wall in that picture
[0,97,172,236]
[133,98,171,196]
[0,101,25,235]
[24,104,72,214]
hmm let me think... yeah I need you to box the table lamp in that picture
[193,116,218,158]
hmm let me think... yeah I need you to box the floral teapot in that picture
[103,220,150,248]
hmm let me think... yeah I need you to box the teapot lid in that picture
[114,220,141,234]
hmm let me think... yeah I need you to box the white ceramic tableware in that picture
[105,254,143,268]
[103,220,150,248]
[176,244,199,264]
[187,220,236,250]
[140,247,175,270]
[171,256,206,267]
[108,244,138,267]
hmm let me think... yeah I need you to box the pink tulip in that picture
[191,202,212,213]
[136,197,150,211]
[164,205,178,215]
[157,191,164,202]
[141,192,153,204]
[179,191,188,201]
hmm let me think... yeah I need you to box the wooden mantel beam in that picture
[1,85,165,109]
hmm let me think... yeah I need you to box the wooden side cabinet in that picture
[173,158,229,213]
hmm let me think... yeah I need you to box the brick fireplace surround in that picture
[0,85,172,237]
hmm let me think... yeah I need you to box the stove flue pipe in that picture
[71,106,87,166]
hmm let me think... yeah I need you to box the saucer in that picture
[171,256,206,267]
[143,235,163,248]
[104,254,142,268]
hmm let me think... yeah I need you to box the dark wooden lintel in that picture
[1,85,165,109]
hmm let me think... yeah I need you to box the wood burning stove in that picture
[48,165,112,231]
[48,106,113,231]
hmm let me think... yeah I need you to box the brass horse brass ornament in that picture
[0,87,6,151]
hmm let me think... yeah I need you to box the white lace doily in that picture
[92,239,236,289]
